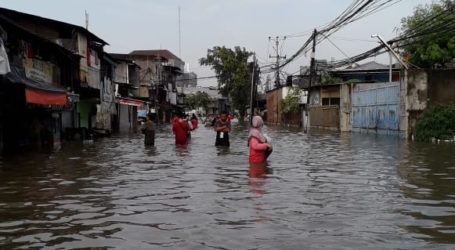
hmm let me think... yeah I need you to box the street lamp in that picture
[371,34,409,83]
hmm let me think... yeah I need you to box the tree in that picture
[321,72,342,85]
[280,87,301,115]
[400,0,455,68]
[415,104,455,141]
[186,91,211,113]
[200,46,253,119]
[280,87,302,125]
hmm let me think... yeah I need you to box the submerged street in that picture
[0,126,454,249]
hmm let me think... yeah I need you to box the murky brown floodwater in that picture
[0,125,454,249]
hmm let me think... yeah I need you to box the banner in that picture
[23,58,53,84]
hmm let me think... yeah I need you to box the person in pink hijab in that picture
[248,116,272,165]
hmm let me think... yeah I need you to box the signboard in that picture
[168,92,177,105]
[118,98,144,107]
[23,58,53,84]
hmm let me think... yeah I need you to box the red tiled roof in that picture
[129,49,181,61]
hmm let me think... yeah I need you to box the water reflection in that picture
[0,126,454,249]
[397,142,455,244]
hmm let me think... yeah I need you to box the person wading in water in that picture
[141,113,155,146]
[214,111,231,147]
[172,112,190,145]
[248,115,273,177]
[191,114,198,130]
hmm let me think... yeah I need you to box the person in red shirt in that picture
[248,116,272,164]
[172,113,190,145]
[248,116,272,177]
[171,114,178,124]
[191,114,198,130]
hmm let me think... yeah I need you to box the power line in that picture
[327,8,455,69]
[277,0,404,70]
[331,35,377,43]
[174,75,217,82]
[323,35,354,64]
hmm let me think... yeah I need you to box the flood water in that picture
[0,125,454,249]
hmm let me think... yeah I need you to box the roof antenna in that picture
[178,6,182,58]
[85,10,89,30]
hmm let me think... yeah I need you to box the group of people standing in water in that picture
[141,111,273,176]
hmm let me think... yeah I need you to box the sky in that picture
[1,0,432,87]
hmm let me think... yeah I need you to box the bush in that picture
[415,104,455,141]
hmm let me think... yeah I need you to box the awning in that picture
[25,87,67,106]
[5,64,68,106]
[118,97,145,107]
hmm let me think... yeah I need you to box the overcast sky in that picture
[2,0,432,86]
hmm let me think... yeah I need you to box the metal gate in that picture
[352,83,400,136]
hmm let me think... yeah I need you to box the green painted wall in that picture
[78,102,91,128]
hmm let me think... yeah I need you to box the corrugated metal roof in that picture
[345,61,389,71]
[0,7,108,45]
[129,50,182,62]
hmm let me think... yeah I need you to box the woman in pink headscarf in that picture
[248,116,273,166]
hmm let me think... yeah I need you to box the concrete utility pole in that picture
[269,36,286,88]
[371,34,409,82]
[304,29,317,133]
[308,29,317,94]
[249,53,257,125]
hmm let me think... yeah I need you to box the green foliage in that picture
[280,87,301,115]
[200,46,253,117]
[400,0,455,68]
[415,104,455,141]
[321,72,342,85]
[186,91,211,111]
[347,79,361,84]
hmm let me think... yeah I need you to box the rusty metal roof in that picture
[0,7,108,45]
[129,50,182,62]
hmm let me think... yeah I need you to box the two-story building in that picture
[109,53,145,133]
[0,8,109,137]
[0,12,80,152]
[128,50,184,123]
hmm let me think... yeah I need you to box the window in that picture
[322,98,340,106]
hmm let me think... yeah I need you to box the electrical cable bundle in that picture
[327,3,455,69]
[274,0,410,70]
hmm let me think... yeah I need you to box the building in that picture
[330,61,400,83]
[266,86,306,126]
[128,49,184,122]
[109,53,145,133]
[0,12,80,152]
[183,86,229,115]
[0,7,113,141]
[176,72,197,88]
[96,52,117,133]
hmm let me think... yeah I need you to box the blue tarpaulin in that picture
[138,110,147,118]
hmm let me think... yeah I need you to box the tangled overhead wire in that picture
[274,0,414,71]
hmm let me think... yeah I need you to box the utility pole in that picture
[178,7,182,58]
[371,34,409,83]
[308,29,317,93]
[249,54,257,125]
[305,29,317,133]
[269,36,286,88]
